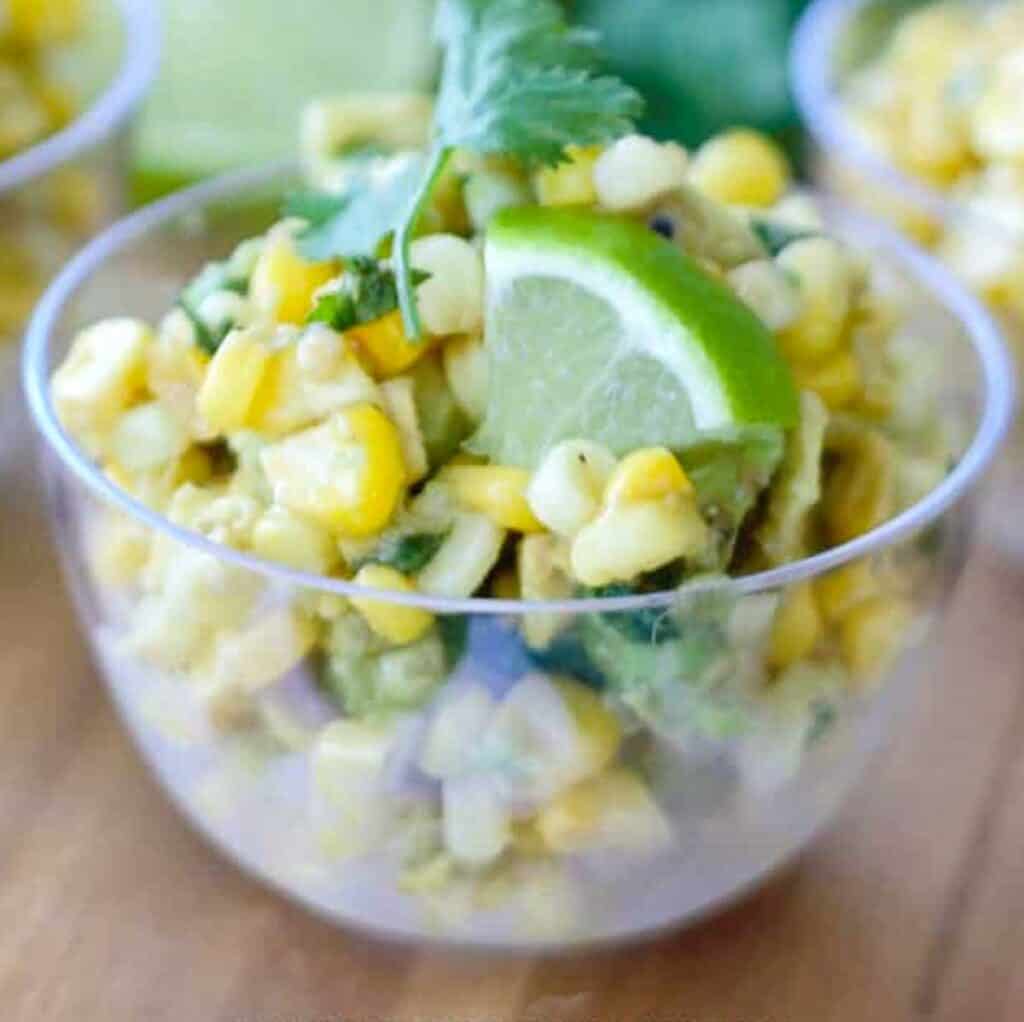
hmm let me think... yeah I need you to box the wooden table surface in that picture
[3,402,1024,1022]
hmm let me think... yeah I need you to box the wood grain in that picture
[3,418,1024,1022]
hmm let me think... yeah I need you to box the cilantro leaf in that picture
[283,0,643,341]
[306,257,430,331]
[286,154,426,264]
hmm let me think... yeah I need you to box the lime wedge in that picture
[473,207,799,468]
[131,0,437,200]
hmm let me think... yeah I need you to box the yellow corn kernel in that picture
[839,595,913,685]
[174,446,214,486]
[815,560,879,624]
[534,145,602,207]
[555,678,622,777]
[88,514,151,588]
[196,328,271,433]
[604,447,694,506]
[346,310,437,379]
[689,130,790,207]
[52,318,152,434]
[249,229,335,325]
[777,238,854,365]
[792,349,863,411]
[350,564,435,645]
[570,496,708,587]
[8,0,82,43]
[767,582,823,673]
[246,336,380,437]
[537,768,670,855]
[251,505,337,574]
[824,431,894,545]
[442,464,544,533]
[260,403,405,538]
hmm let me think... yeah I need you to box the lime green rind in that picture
[488,207,799,432]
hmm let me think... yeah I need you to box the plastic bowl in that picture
[22,165,1014,949]
[791,0,1024,556]
[0,0,159,429]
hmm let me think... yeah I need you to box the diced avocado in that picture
[410,354,473,468]
[372,531,449,574]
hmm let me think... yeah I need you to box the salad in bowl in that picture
[29,0,1011,945]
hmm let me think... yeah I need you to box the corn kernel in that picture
[380,376,429,482]
[824,430,894,545]
[777,238,854,365]
[537,768,670,854]
[534,145,602,207]
[815,560,880,624]
[196,328,271,433]
[767,582,823,673]
[246,334,380,436]
[518,533,572,648]
[526,439,617,537]
[52,318,152,434]
[112,401,189,473]
[726,259,801,332]
[206,608,317,694]
[409,234,485,337]
[839,595,913,685]
[8,0,82,44]
[442,334,488,422]
[604,447,693,506]
[442,464,544,533]
[251,505,337,574]
[261,403,405,538]
[593,135,689,212]
[555,678,622,776]
[349,564,435,645]
[792,349,863,410]
[249,228,335,325]
[346,310,437,379]
[570,496,709,587]
[690,130,790,208]
[88,514,151,588]
[416,512,505,599]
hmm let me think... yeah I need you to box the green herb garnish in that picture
[750,218,820,257]
[307,257,430,331]
[288,0,643,339]
[371,530,449,574]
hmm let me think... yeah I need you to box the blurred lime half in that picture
[132,0,437,201]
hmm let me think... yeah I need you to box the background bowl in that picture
[22,165,1014,948]
[1,0,159,455]
[791,0,1024,554]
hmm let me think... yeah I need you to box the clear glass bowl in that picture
[22,165,1014,949]
[0,0,159,446]
[791,0,1024,553]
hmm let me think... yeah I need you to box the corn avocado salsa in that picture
[1,0,101,339]
[838,0,1024,319]
[51,0,952,925]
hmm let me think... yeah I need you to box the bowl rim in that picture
[0,0,161,196]
[21,161,1017,615]
[790,0,1024,241]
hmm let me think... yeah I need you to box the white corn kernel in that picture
[593,135,689,212]
[410,234,485,336]
[442,334,488,422]
[571,497,709,587]
[526,439,617,537]
[296,323,343,379]
[727,259,801,332]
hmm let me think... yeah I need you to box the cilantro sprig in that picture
[289,0,643,340]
